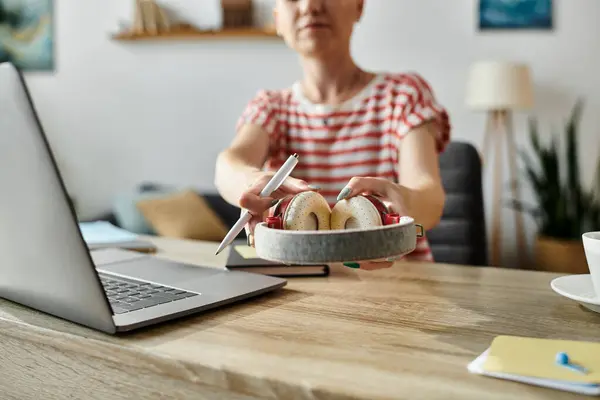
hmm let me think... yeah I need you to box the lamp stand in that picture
[482,109,528,267]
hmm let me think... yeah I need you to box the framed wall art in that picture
[0,0,54,71]
[479,0,553,30]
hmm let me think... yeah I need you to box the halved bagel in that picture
[330,194,389,230]
[267,192,400,231]
[270,191,332,231]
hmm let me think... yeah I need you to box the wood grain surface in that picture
[0,235,598,400]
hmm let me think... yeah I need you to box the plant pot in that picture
[534,235,589,274]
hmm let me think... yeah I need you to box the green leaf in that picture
[524,166,543,193]
[517,148,540,175]
[594,157,600,202]
[565,99,584,229]
[529,116,541,154]
[504,199,542,218]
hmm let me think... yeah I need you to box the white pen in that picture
[214,153,299,255]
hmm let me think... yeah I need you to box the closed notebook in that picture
[79,221,157,253]
[226,239,329,277]
[468,335,600,395]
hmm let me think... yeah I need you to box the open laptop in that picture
[0,61,287,334]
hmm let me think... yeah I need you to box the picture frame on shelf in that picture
[478,0,553,30]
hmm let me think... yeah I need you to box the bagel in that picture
[269,191,332,231]
[330,194,392,230]
[267,191,401,231]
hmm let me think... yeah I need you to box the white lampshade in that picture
[466,61,534,111]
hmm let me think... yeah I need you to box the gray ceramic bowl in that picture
[254,217,423,265]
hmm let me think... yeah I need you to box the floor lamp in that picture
[466,61,534,267]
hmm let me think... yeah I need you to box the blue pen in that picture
[556,352,588,374]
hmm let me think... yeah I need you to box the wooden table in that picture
[1,235,599,399]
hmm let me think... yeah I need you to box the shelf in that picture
[112,27,280,41]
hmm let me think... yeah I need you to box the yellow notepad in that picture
[234,245,259,259]
[483,335,600,384]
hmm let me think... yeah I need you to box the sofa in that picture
[97,182,247,241]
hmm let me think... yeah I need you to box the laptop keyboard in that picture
[99,273,198,314]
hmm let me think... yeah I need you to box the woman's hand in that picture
[239,172,315,245]
[339,123,446,270]
[336,176,412,270]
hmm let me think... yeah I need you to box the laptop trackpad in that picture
[91,248,149,266]
[96,252,224,290]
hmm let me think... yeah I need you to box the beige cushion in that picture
[136,190,229,241]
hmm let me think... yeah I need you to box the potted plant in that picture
[507,99,600,273]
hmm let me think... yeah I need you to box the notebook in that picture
[468,335,600,395]
[79,221,157,253]
[226,238,329,277]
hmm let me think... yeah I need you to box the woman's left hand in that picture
[336,176,412,271]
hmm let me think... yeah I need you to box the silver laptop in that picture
[0,61,286,334]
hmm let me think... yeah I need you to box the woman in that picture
[214,0,450,270]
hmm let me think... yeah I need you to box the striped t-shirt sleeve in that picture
[235,90,280,140]
[392,73,451,153]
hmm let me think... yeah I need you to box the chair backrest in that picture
[426,141,488,266]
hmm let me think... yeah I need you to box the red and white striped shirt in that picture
[236,72,451,262]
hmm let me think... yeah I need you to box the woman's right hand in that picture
[239,172,316,246]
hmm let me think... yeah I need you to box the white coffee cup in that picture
[582,232,600,297]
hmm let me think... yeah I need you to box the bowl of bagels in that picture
[253,191,424,265]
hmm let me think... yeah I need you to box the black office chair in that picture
[426,141,488,266]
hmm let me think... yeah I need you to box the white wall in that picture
[23,0,600,266]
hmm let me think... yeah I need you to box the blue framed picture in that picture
[479,0,553,30]
[0,0,54,71]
